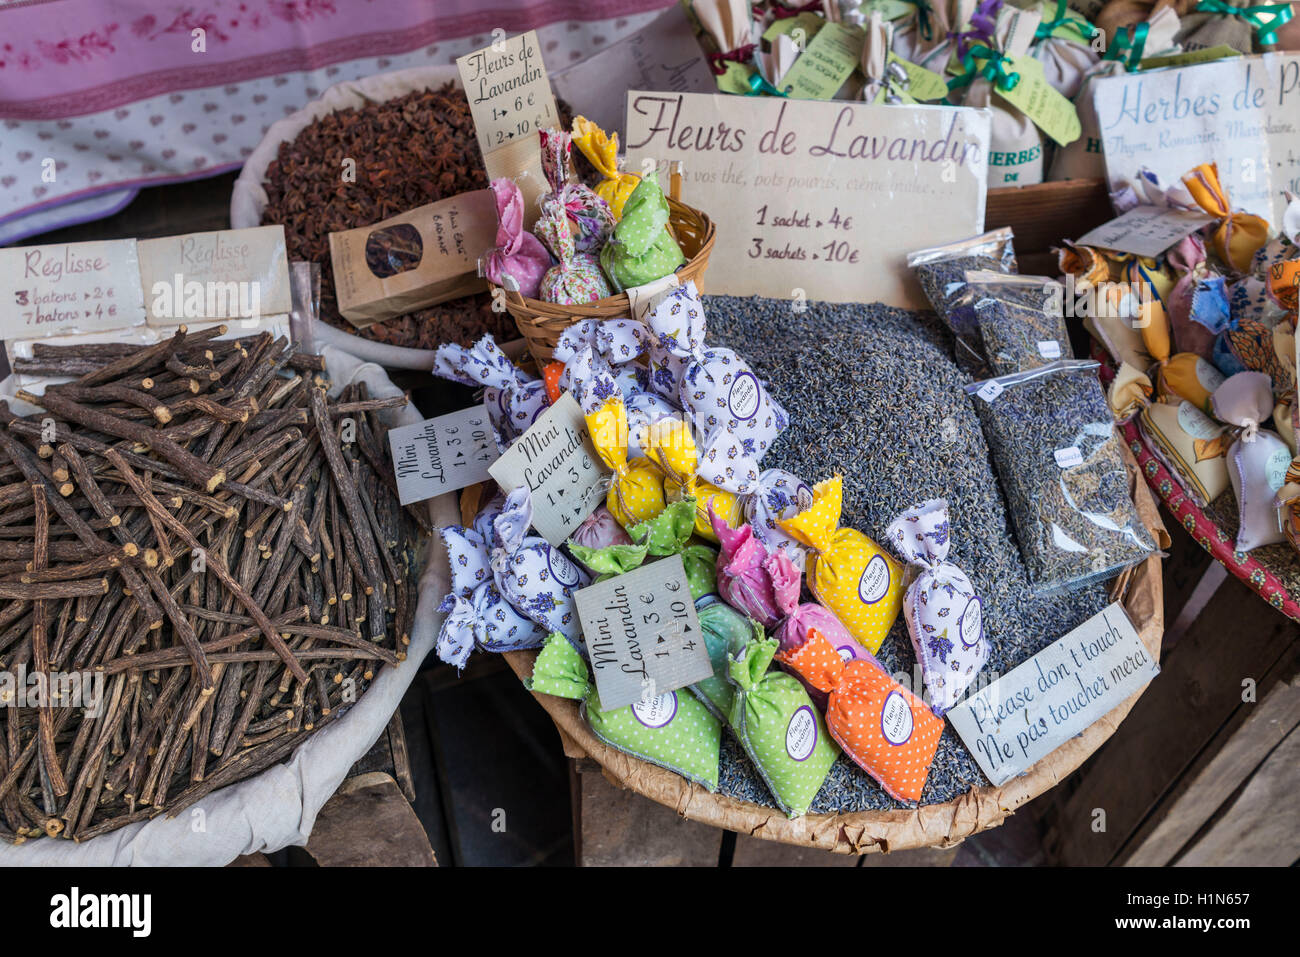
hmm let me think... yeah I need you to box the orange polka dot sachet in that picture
[779,475,904,655]
[777,628,943,804]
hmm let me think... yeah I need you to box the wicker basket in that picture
[496,448,1169,855]
[502,174,716,368]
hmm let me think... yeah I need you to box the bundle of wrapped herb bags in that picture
[1040,163,1300,564]
[482,122,686,305]
[426,265,1151,815]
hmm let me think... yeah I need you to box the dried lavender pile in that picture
[0,331,423,843]
[704,296,1112,811]
[260,84,510,349]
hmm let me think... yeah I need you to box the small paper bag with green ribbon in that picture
[727,636,839,817]
[569,498,719,600]
[690,595,764,720]
[526,632,722,790]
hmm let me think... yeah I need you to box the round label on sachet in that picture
[1177,402,1223,441]
[858,555,891,604]
[785,705,818,761]
[728,371,761,421]
[881,691,914,746]
[632,692,678,728]
[547,548,581,587]
[959,596,983,648]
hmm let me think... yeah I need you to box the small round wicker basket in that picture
[502,177,716,368]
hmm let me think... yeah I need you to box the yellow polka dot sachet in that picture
[570,351,666,529]
[642,415,741,542]
[776,628,942,805]
[779,475,903,655]
[571,116,640,221]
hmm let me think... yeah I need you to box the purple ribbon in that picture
[949,0,1001,58]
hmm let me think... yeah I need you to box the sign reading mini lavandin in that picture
[572,554,713,711]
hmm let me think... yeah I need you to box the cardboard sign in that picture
[1075,205,1218,258]
[457,30,559,156]
[0,239,146,340]
[138,225,291,325]
[487,392,606,546]
[946,603,1159,786]
[624,92,990,308]
[1091,53,1300,224]
[387,406,499,505]
[551,7,715,140]
[572,554,713,710]
[328,190,495,327]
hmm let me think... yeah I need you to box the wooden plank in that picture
[305,772,436,867]
[1046,572,1296,866]
[386,712,416,803]
[1124,665,1300,866]
[573,761,722,866]
[985,179,1110,255]
[1176,725,1300,867]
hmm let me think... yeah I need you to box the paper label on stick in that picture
[457,30,559,157]
[1075,205,1218,259]
[488,392,607,546]
[387,406,499,505]
[624,92,989,308]
[780,21,863,100]
[572,553,713,711]
[0,239,146,340]
[551,7,714,140]
[946,602,1159,786]
[138,225,291,325]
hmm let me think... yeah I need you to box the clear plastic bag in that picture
[967,271,1074,377]
[907,227,1018,376]
[966,359,1155,594]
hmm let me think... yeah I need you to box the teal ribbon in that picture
[905,0,934,42]
[947,43,1021,92]
[1194,0,1295,46]
[745,71,789,97]
[1035,0,1100,44]
[1102,21,1149,70]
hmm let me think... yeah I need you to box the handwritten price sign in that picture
[387,406,499,505]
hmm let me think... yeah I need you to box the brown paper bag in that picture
[328,189,496,328]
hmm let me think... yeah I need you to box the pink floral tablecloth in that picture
[0,0,676,242]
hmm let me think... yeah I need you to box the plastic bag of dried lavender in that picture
[965,360,1155,594]
[966,271,1074,377]
[907,227,1018,376]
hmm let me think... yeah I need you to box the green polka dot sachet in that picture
[570,499,718,601]
[525,633,722,791]
[628,499,718,599]
[599,170,686,293]
[727,637,839,818]
[690,596,764,721]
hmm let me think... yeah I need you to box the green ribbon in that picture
[1035,0,1100,44]
[1194,0,1295,45]
[745,71,789,97]
[1102,22,1149,71]
[947,43,1021,92]
[906,0,934,42]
